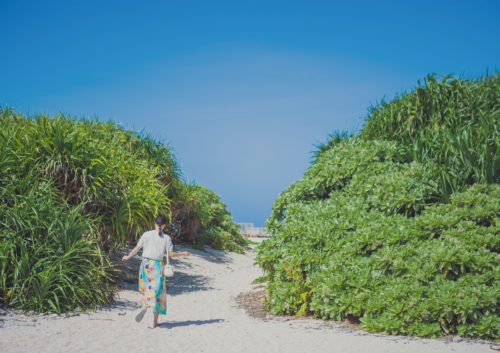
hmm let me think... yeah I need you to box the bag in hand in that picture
[164,247,174,277]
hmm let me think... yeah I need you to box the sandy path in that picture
[0,241,493,353]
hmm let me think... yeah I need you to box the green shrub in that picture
[193,187,249,253]
[0,108,243,312]
[361,73,500,202]
[0,180,115,312]
[256,72,500,339]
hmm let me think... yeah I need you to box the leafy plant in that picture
[0,108,243,312]
[256,72,500,340]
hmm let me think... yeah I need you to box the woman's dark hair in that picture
[155,213,168,237]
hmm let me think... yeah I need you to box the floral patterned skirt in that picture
[139,258,167,315]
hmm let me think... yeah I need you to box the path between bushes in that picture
[0,240,495,353]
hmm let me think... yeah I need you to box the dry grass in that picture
[235,286,363,333]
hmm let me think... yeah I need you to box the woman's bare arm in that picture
[122,246,141,261]
[168,251,190,258]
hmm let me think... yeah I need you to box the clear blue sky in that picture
[1,1,499,226]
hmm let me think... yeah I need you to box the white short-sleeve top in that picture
[137,230,174,261]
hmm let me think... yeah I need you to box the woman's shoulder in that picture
[142,230,157,238]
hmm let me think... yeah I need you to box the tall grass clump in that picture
[361,73,500,202]
[0,108,245,312]
[166,183,249,253]
[256,72,500,339]
[194,186,249,254]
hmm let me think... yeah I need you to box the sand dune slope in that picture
[0,244,494,353]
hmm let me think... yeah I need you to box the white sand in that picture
[0,241,494,353]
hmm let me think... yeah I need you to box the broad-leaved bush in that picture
[256,73,500,339]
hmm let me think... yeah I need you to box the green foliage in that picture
[0,108,242,312]
[1,109,176,249]
[193,187,249,253]
[0,185,115,312]
[362,73,500,202]
[256,72,500,340]
[165,182,248,252]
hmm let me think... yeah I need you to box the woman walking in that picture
[122,213,190,328]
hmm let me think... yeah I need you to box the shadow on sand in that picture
[157,319,224,329]
[165,246,237,296]
[112,245,246,297]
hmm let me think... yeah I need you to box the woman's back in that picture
[137,230,173,261]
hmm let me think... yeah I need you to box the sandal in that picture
[135,308,147,323]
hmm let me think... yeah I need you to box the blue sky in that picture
[1,1,499,226]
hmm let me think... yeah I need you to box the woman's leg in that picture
[153,312,159,327]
